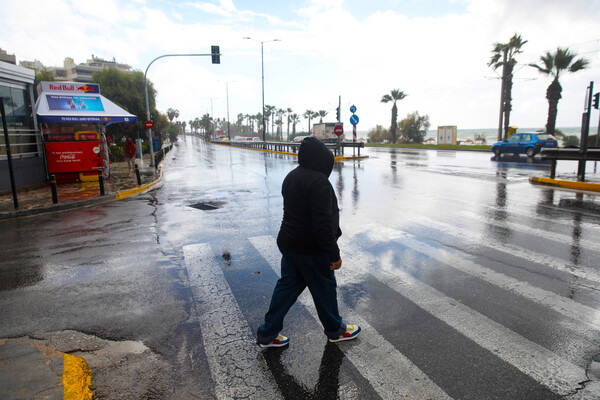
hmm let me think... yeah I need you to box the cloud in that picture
[2,0,598,131]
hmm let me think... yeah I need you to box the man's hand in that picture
[330,258,342,270]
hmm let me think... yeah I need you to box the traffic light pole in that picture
[144,49,220,166]
[577,81,593,181]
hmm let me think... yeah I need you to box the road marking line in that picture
[358,224,600,332]
[458,210,600,252]
[338,238,587,396]
[413,215,600,285]
[183,243,280,399]
[249,235,452,400]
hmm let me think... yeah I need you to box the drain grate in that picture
[190,201,224,211]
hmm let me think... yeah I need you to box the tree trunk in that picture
[545,79,562,135]
[391,103,398,143]
[503,64,514,137]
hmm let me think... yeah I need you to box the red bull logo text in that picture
[43,82,100,94]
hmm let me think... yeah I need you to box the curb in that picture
[529,177,600,193]
[0,153,170,221]
[0,339,92,400]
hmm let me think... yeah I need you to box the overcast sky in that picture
[2,0,599,133]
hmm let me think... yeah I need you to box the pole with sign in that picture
[350,105,359,156]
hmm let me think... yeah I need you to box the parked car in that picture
[491,132,558,157]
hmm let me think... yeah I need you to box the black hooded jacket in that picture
[276,137,342,262]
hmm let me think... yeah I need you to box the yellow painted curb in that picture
[63,353,92,400]
[114,158,165,200]
[335,155,369,161]
[529,177,600,193]
[115,184,150,199]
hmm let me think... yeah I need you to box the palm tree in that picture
[286,107,293,140]
[167,108,180,123]
[317,110,328,123]
[276,108,285,140]
[303,109,316,133]
[290,113,300,136]
[256,113,263,136]
[265,105,275,138]
[381,89,407,143]
[530,48,589,136]
[489,33,527,139]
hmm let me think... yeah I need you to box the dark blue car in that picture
[491,132,558,157]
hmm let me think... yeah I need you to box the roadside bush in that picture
[368,125,391,143]
[109,145,125,162]
[563,136,580,147]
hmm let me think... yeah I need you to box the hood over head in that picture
[126,138,132,142]
[298,136,334,177]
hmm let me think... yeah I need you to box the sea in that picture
[354,127,597,143]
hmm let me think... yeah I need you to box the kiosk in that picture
[34,82,137,182]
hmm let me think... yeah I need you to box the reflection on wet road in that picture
[2,136,599,399]
[161,137,600,399]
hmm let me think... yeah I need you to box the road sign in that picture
[334,124,344,136]
[145,121,154,129]
[350,105,357,113]
[350,114,359,125]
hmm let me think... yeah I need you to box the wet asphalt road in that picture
[1,135,600,399]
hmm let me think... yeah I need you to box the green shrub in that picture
[109,145,125,162]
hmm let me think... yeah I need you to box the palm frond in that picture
[569,58,589,73]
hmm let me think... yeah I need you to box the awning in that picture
[35,92,138,125]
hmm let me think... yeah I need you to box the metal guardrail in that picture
[214,140,364,157]
[153,144,173,169]
[540,147,600,179]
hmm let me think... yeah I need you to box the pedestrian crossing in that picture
[183,229,600,399]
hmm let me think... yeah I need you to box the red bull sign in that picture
[37,81,100,95]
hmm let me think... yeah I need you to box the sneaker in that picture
[257,334,290,348]
[329,324,361,343]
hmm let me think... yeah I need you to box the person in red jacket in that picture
[124,138,136,172]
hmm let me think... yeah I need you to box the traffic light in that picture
[211,45,220,64]
[336,106,340,121]
[593,93,599,110]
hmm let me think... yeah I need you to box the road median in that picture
[529,177,600,193]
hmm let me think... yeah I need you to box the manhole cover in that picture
[190,201,225,211]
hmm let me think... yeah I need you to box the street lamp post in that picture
[243,37,280,142]
[144,51,220,165]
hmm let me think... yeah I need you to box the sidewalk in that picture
[0,156,161,220]
[0,339,92,400]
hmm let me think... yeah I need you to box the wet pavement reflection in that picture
[262,343,345,400]
[3,137,600,398]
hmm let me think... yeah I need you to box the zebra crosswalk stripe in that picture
[183,243,280,399]
[358,223,600,332]
[249,235,453,400]
[413,215,600,284]
[458,210,600,252]
[338,237,588,396]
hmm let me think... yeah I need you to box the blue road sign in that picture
[350,114,359,125]
[350,105,357,113]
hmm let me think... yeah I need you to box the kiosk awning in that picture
[35,91,138,125]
